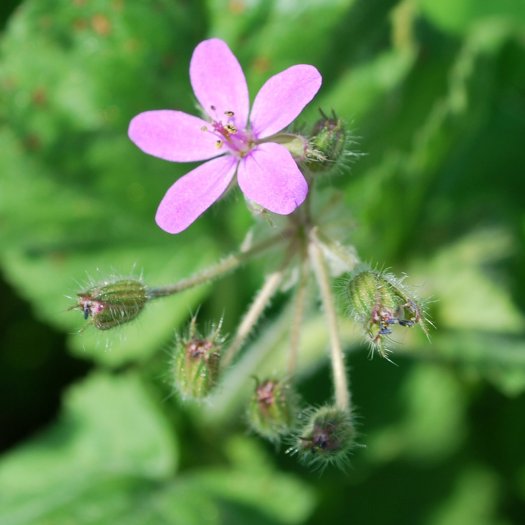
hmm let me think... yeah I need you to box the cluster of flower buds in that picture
[72,106,431,472]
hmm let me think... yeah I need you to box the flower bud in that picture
[171,319,224,401]
[247,378,296,442]
[76,278,148,330]
[304,110,348,173]
[289,405,355,470]
[346,269,429,357]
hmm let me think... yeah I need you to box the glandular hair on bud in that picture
[171,318,224,401]
[304,110,348,173]
[247,378,296,443]
[289,405,355,471]
[346,268,429,358]
[76,278,148,330]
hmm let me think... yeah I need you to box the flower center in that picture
[201,106,255,158]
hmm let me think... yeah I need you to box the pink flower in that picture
[128,38,322,234]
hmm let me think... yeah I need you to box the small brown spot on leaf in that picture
[32,88,47,107]
[253,56,271,74]
[91,14,111,36]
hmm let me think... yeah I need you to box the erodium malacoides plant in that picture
[74,38,431,471]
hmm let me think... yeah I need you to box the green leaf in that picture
[424,331,525,397]
[427,466,500,525]
[161,436,316,525]
[366,363,467,463]
[403,229,525,395]
[0,372,177,525]
[0,379,314,525]
[420,228,522,333]
[419,0,525,34]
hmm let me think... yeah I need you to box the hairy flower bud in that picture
[247,378,296,442]
[346,269,429,358]
[76,278,148,330]
[305,110,348,173]
[289,405,355,470]
[171,318,224,401]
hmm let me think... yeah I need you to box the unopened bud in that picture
[346,269,429,357]
[305,110,348,173]
[76,278,148,330]
[171,318,224,401]
[247,378,296,442]
[289,405,355,470]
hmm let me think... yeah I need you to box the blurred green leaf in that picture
[0,372,177,525]
[366,363,467,463]
[427,466,500,525]
[422,229,522,332]
[167,436,316,525]
[419,0,525,34]
[0,374,314,525]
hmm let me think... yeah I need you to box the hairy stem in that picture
[147,232,285,299]
[222,255,292,368]
[288,258,309,377]
[308,227,350,412]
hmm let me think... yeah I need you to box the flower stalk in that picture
[288,258,309,377]
[147,231,285,300]
[222,253,293,368]
[308,228,350,412]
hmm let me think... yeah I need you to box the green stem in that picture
[222,253,292,368]
[287,258,309,377]
[308,227,350,412]
[147,232,285,299]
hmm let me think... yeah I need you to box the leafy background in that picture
[1,0,524,523]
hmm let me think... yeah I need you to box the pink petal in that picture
[156,155,237,234]
[129,110,221,162]
[190,39,249,129]
[237,142,308,215]
[250,65,322,138]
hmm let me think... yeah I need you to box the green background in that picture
[1,0,525,523]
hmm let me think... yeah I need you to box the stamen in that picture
[224,110,234,117]
[225,124,237,134]
[216,140,223,149]
[201,125,208,132]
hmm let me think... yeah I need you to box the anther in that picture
[224,110,234,117]
[216,140,223,149]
